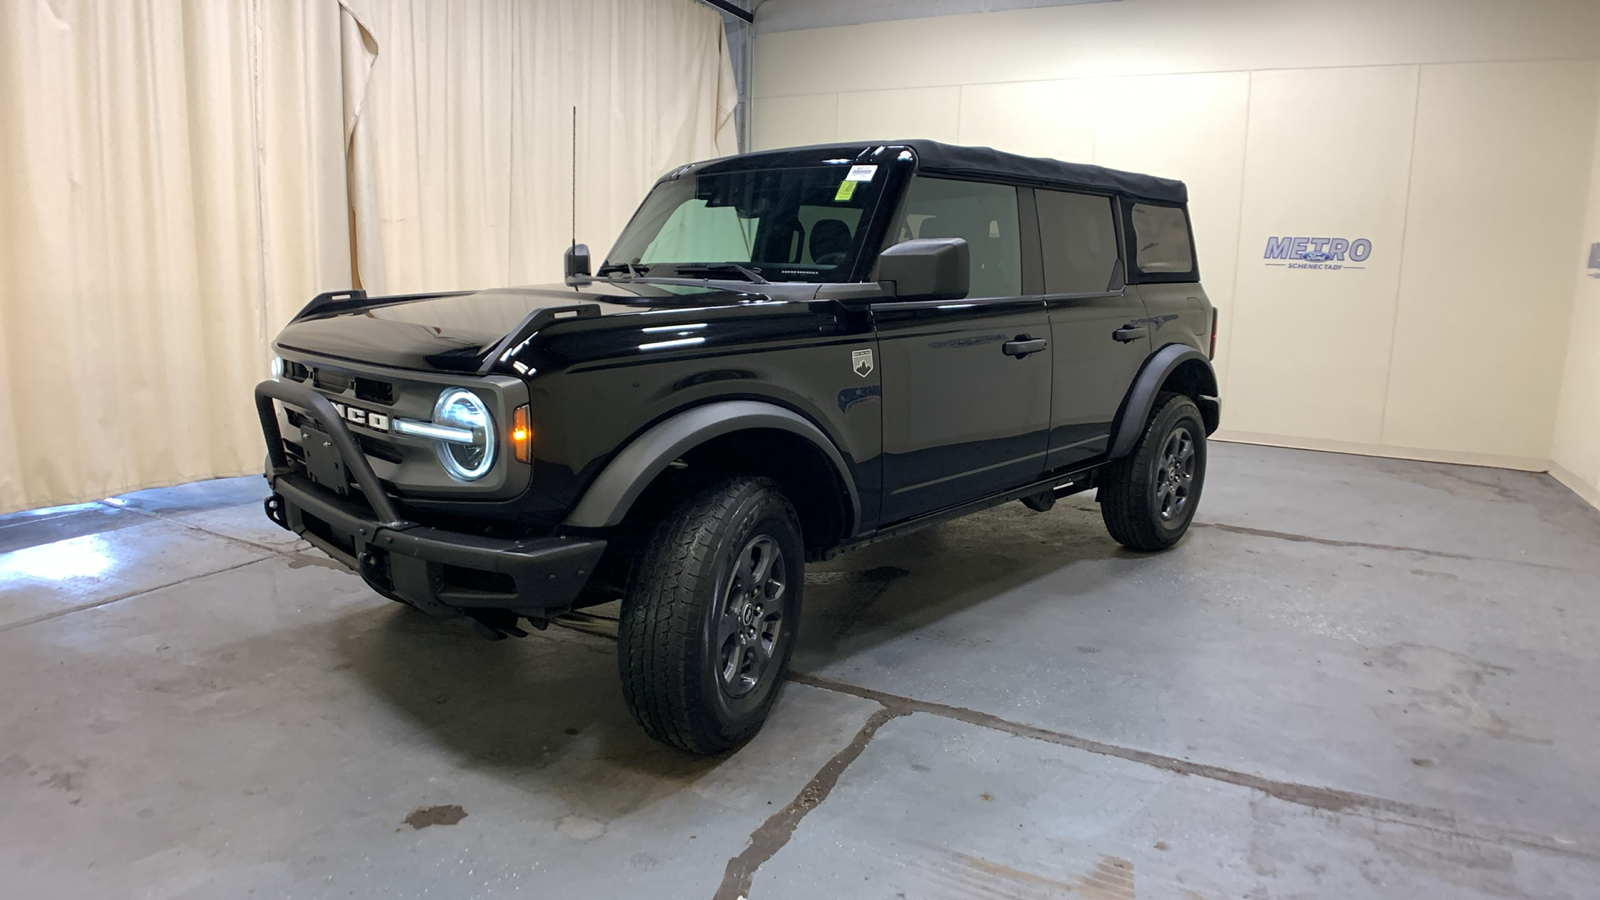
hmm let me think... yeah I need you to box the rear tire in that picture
[1099,393,1207,552]
[617,476,803,754]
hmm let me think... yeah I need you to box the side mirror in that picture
[564,243,592,280]
[876,238,969,301]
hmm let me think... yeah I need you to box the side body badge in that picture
[851,348,874,378]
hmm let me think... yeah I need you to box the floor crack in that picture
[1195,521,1572,571]
[788,671,1600,865]
[0,557,273,635]
[713,705,908,900]
[104,500,307,561]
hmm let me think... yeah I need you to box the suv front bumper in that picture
[255,380,605,621]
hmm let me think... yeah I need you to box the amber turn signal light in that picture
[511,405,532,463]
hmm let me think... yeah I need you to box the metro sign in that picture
[1264,235,1373,271]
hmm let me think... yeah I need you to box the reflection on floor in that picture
[3,443,1599,898]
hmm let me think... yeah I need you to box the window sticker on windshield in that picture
[834,180,859,202]
[845,165,878,183]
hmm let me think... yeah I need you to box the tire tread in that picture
[1100,393,1205,552]
[617,476,794,753]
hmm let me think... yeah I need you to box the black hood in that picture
[273,281,779,373]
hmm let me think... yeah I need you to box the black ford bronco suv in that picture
[256,141,1220,754]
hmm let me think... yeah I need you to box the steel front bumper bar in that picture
[254,380,605,619]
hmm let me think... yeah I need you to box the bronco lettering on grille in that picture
[330,401,390,433]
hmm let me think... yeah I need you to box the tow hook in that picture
[264,495,289,530]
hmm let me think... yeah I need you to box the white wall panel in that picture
[755,0,1600,99]
[956,80,1097,161]
[1549,91,1600,495]
[753,93,840,150]
[1384,62,1600,459]
[1226,66,1419,444]
[836,87,962,143]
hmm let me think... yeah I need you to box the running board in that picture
[817,466,1100,561]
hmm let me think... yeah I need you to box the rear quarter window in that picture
[1129,203,1194,278]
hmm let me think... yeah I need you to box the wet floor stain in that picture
[403,804,467,830]
[287,552,348,572]
[946,850,1136,900]
[557,815,607,841]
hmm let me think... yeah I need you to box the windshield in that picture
[603,164,890,283]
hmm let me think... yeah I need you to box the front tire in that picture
[1099,393,1207,552]
[618,477,803,754]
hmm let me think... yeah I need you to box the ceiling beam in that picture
[754,0,1118,34]
[698,0,754,24]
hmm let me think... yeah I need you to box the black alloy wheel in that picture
[715,534,789,699]
[1154,426,1198,523]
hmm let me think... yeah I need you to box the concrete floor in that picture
[2,443,1599,899]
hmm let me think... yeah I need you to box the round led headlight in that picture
[432,388,495,481]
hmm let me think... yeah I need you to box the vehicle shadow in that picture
[329,494,1142,794]
[329,602,724,819]
[792,494,1134,672]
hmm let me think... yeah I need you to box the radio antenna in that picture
[570,105,577,251]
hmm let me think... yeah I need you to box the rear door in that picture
[1035,189,1151,470]
[874,177,1052,523]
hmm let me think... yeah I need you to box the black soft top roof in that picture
[901,140,1187,205]
[692,140,1187,205]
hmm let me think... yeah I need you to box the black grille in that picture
[355,434,404,465]
[312,369,351,393]
[354,377,396,405]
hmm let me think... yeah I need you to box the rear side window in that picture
[894,177,1021,298]
[1037,190,1119,293]
[1129,203,1194,276]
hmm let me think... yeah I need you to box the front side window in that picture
[1129,203,1194,276]
[604,165,889,283]
[892,177,1021,298]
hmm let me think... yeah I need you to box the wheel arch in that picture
[1107,343,1220,460]
[562,400,861,549]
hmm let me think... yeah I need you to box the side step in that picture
[819,466,1101,560]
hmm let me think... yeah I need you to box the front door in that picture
[874,177,1052,524]
[1034,189,1151,470]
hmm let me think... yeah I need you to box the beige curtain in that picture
[0,0,736,515]
[357,0,739,294]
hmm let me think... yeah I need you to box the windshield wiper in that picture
[596,261,648,278]
[669,262,769,284]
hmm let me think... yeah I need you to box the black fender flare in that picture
[562,400,862,532]
[1107,344,1220,459]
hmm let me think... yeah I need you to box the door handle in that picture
[1112,324,1148,343]
[1003,337,1047,358]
